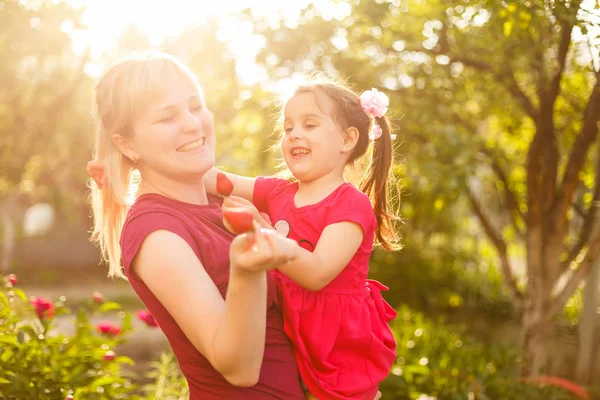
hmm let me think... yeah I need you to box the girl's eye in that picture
[305,124,316,129]
[284,127,293,134]
[191,105,203,113]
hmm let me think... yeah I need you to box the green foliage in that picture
[127,305,581,400]
[0,0,95,214]
[0,279,139,400]
[382,306,579,400]
[140,352,189,400]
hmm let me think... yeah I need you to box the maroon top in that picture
[120,193,304,400]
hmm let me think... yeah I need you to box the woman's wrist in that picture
[229,263,266,280]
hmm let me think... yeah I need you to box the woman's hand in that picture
[222,196,272,230]
[229,226,296,275]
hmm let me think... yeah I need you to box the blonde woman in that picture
[89,53,305,399]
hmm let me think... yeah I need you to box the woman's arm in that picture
[205,167,256,202]
[134,228,294,386]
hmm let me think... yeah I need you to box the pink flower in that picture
[30,296,55,319]
[137,309,159,327]
[97,321,122,337]
[7,274,17,286]
[103,350,116,361]
[65,395,74,400]
[92,292,104,303]
[360,88,389,118]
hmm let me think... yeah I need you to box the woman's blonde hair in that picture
[90,52,202,279]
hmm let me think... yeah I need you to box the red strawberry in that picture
[216,172,234,197]
[223,208,254,234]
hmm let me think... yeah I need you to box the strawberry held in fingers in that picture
[223,208,255,234]
[216,172,234,197]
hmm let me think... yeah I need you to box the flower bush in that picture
[0,275,138,400]
[1,274,591,399]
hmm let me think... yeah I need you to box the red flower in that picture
[103,350,116,361]
[216,172,234,197]
[136,310,159,327]
[92,291,104,303]
[97,321,121,337]
[65,395,74,400]
[30,296,55,319]
[223,208,254,234]
[7,273,17,286]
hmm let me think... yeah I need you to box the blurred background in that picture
[1,0,600,398]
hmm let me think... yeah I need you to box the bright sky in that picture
[64,0,599,86]
[64,0,344,84]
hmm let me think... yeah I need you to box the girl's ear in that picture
[341,126,359,153]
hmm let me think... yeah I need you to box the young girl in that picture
[211,80,399,400]
[89,78,398,400]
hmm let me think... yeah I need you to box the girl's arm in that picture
[133,228,294,386]
[221,198,364,291]
[205,167,256,202]
[279,222,364,291]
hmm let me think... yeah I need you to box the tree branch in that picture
[548,229,600,318]
[448,54,539,119]
[563,150,600,269]
[466,184,524,308]
[548,17,576,105]
[552,75,600,224]
[479,148,525,238]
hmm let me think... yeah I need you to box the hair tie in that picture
[360,88,389,118]
[361,88,395,141]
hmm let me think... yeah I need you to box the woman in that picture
[89,52,306,399]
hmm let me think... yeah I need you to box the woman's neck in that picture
[137,170,209,205]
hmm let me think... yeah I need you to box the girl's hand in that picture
[87,159,106,189]
[229,226,296,275]
[222,196,272,230]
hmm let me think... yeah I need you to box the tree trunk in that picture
[575,257,600,384]
[521,302,554,377]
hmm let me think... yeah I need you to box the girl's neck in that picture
[295,172,345,207]
[137,169,209,205]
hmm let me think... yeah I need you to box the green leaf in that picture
[115,355,135,366]
[99,302,122,312]
[0,349,13,363]
[11,289,27,303]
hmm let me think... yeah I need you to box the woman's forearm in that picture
[212,269,267,386]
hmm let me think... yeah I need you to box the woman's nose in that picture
[181,111,201,133]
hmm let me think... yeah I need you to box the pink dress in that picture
[254,177,397,400]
